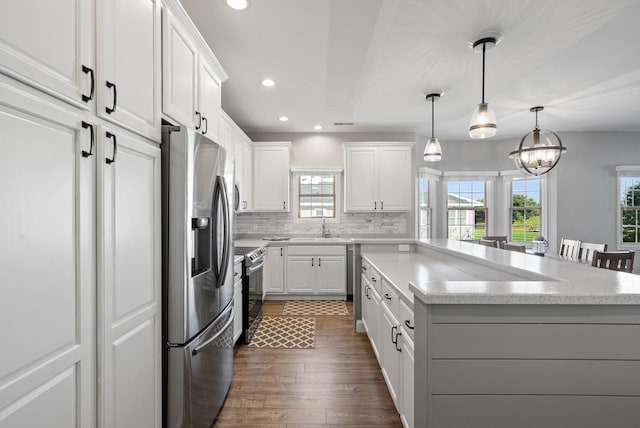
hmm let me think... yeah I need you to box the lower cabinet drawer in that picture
[381,278,399,318]
[400,298,415,341]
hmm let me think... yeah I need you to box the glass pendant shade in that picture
[469,102,497,139]
[424,137,442,162]
[509,106,567,176]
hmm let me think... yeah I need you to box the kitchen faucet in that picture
[321,215,330,238]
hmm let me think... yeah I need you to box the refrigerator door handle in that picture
[216,176,231,288]
[192,308,234,356]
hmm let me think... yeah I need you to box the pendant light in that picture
[509,106,567,176]
[424,93,442,162]
[469,37,498,139]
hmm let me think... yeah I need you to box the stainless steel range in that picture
[235,246,266,343]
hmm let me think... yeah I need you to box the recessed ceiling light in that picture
[226,0,248,10]
[261,79,275,87]
[278,116,289,122]
[313,125,323,130]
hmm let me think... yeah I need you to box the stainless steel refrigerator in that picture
[162,126,234,428]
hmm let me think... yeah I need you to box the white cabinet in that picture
[233,261,243,343]
[242,140,253,210]
[400,328,415,428]
[381,303,401,407]
[97,0,161,140]
[98,125,161,428]
[264,246,285,294]
[344,143,413,212]
[0,80,94,427]
[162,2,225,135]
[286,246,346,296]
[0,0,93,109]
[220,111,252,211]
[252,142,291,211]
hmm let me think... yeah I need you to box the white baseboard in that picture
[355,320,366,333]
[264,294,346,301]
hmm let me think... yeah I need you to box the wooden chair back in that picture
[579,242,608,263]
[591,251,635,273]
[503,243,526,253]
[479,238,498,248]
[559,238,581,258]
[482,235,507,249]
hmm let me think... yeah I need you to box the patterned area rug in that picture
[248,316,316,349]
[282,300,350,316]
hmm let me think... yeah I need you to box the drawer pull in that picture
[371,277,377,282]
[384,293,392,300]
[395,331,402,352]
[404,320,414,330]
[361,266,367,271]
[391,325,398,344]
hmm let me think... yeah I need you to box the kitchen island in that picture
[361,239,640,428]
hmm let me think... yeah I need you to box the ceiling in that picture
[181,0,640,141]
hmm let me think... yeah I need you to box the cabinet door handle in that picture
[318,257,321,267]
[311,257,314,266]
[395,331,402,352]
[280,248,283,257]
[243,201,247,209]
[81,121,94,158]
[202,117,208,135]
[404,320,414,330]
[381,201,384,210]
[371,277,377,282]
[374,201,377,210]
[391,325,398,344]
[283,201,286,210]
[365,285,369,298]
[105,81,117,114]
[384,293,392,300]
[81,65,94,102]
[361,266,367,272]
[105,131,117,165]
[195,111,201,130]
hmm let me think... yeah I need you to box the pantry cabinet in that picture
[264,246,285,294]
[96,0,162,140]
[98,124,161,428]
[0,0,93,109]
[343,142,413,212]
[162,1,226,135]
[252,142,291,212]
[286,246,346,296]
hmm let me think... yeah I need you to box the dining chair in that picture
[479,238,499,248]
[503,242,526,253]
[579,242,608,263]
[559,238,581,258]
[482,235,507,249]
[591,250,635,273]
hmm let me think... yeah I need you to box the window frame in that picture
[416,167,441,241]
[616,166,640,248]
[508,176,543,243]
[291,169,342,224]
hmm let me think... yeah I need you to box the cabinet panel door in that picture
[99,127,161,428]
[198,57,221,140]
[97,0,161,140]
[378,146,411,211]
[381,305,401,407]
[316,256,346,294]
[400,331,415,428]
[369,286,382,362]
[242,142,252,210]
[361,275,371,333]
[0,0,92,109]
[253,147,290,211]
[234,135,244,199]
[344,147,377,211]
[265,247,284,293]
[286,256,315,293]
[162,7,197,128]
[0,85,94,427]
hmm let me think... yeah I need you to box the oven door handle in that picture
[192,308,234,356]
[247,261,265,273]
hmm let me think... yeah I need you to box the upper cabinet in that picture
[253,142,291,212]
[162,0,227,138]
[97,0,162,140]
[220,110,253,211]
[0,0,93,109]
[344,142,414,212]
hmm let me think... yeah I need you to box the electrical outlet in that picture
[398,244,410,252]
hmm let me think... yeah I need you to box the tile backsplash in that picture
[235,211,408,237]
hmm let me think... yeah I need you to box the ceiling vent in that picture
[333,122,354,126]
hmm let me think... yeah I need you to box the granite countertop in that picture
[363,239,640,306]
[234,236,415,247]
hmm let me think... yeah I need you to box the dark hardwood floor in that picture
[214,301,403,427]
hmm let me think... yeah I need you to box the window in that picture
[447,180,486,240]
[510,178,541,242]
[619,174,640,245]
[418,172,431,240]
[297,174,336,219]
